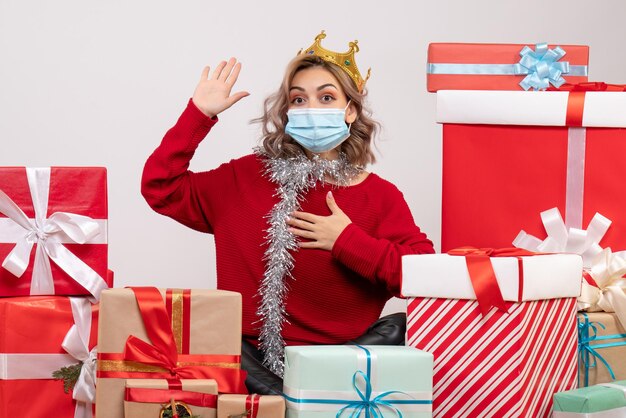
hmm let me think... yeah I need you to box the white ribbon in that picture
[0,297,96,418]
[63,298,97,418]
[566,127,587,230]
[0,167,108,300]
[513,207,610,269]
[514,207,626,330]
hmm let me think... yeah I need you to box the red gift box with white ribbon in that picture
[0,296,99,418]
[437,84,626,253]
[0,166,110,299]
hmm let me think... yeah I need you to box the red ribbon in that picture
[246,394,261,418]
[124,387,218,408]
[97,287,247,393]
[447,247,537,316]
[548,82,626,127]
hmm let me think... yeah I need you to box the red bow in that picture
[119,287,247,393]
[447,247,537,316]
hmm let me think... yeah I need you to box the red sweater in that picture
[141,100,435,346]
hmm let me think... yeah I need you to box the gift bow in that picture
[579,248,626,331]
[0,167,108,299]
[119,287,247,393]
[62,298,97,418]
[336,370,411,418]
[447,247,537,316]
[513,207,609,269]
[123,287,204,378]
[514,208,626,330]
[516,43,570,90]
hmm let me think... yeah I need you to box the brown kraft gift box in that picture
[578,312,626,386]
[218,394,286,418]
[124,379,218,418]
[95,287,246,418]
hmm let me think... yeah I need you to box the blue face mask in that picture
[285,103,351,153]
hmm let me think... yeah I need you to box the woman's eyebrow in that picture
[289,86,305,92]
[317,83,337,91]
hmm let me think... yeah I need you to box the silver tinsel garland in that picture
[255,149,362,377]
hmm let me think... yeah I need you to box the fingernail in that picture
[327,191,333,199]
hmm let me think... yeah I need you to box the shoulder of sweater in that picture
[228,153,263,170]
[364,172,404,196]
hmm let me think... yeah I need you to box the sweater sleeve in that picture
[330,185,435,296]
[141,99,235,233]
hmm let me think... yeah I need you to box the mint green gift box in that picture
[553,380,626,417]
[283,345,433,418]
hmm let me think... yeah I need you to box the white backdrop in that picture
[1,0,625,314]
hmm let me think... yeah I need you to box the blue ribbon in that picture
[282,345,431,417]
[516,43,569,90]
[426,43,588,91]
[578,313,626,387]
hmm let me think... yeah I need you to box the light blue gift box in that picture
[283,345,433,417]
[553,380,626,417]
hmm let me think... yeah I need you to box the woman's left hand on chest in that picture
[287,191,352,251]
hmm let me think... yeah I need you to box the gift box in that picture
[437,85,626,253]
[553,380,626,417]
[402,251,582,418]
[0,166,110,299]
[282,345,433,418]
[578,312,626,387]
[217,394,285,418]
[426,43,589,92]
[96,287,247,418]
[124,379,218,418]
[0,296,98,418]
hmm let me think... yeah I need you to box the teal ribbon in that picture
[578,313,626,387]
[282,345,431,417]
[426,43,588,91]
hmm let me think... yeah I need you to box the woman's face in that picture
[288,67,357,123]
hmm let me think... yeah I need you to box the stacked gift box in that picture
[0,167,112,417]
[399,41,626,417]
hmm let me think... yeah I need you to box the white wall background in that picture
[1,0,625,314]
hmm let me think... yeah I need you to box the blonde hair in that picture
[254,54,379,166]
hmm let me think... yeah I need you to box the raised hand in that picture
[287,191,352,251]
[192,57,250,118]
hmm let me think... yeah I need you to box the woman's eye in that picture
[291,97,305,104]
[321,95,335,103]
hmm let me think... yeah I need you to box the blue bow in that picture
[515,43,570,90]
[336,369,410,418]
[578,313,618,387]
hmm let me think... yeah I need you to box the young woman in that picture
[141,32,434,394]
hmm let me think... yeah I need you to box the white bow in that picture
[0,167,108,300]
[514,207,626,329]
[513,207,610,268]
[579,248,626,330]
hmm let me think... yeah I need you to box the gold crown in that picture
[299,30,371,92]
